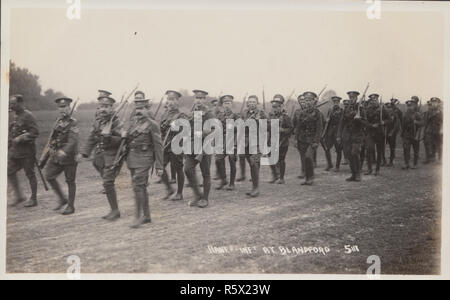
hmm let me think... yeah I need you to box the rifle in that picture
[262,85,266,112]
[239,92,249,115]
[101,84,139,136]
[355,83,370,119]
[38,98,78,169]
[317,84,327,101]
[154,95,165,118]
[34,159,49,191]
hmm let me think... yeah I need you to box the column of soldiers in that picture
[7,89,443,228]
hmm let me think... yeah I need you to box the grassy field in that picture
[6,109,441,274]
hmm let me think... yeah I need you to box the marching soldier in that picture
[294,94,306,179]
[80,95,122,221]
[268,94,293,184]
[401,97,423,170]
[121,94,164,228]
[94,90,112,120]
[8,94,40,207]
[337,91,366,182]
[242,95,267,196]
[423,97,443,164]
[321,96,344,172]
[215,95,240,190]
[293,92,323,185]
[237,155,247,182]
[159,90,186,201]
[384,99,402,167]
[41,97,79,215]
[185,90,214,207]
[362,94,391,176]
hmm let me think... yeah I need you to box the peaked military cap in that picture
[297,94,305,101]
[165,90,182,98]
[331,96,342,102]
[220,95,234,103]
[192,90,208,96]
[303,91,318,99]
[10,94,24,102]
[411,96,419,103]
[98,90,112,98]
[55,97,73,107]
[390,98,399,104]
[98,96,116,105]
[343,99,350,105]
[347,91,360,97]
[271,94,285,104]
[430,97,441,103]
[368,93,379,100]
[248,95,259,102]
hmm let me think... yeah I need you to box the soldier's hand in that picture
[121,129,128,138]
[336,137,342,144]
[156,169,164,177]
[372,124,379,128]
[56,150,67,159]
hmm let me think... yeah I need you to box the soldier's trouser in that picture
[184,155,211,200]
[297,142,315,181]
[424,133,441,161]
[343,140,361,177]
[170,162,177,180]
[270,146,289,180]
[365,134,383,171]
[45,160,77,208]
[102,165,119,211]
[238,154,246,179]
[129,166,151,219]
[245,153,261,190]
[403,137,419,166]
[323,138,343,169]
[297,145,306,175]
[93,154,104,177]
[162,151,185,194]
[386,132,398,162]
[8,156,37,200]
[216,153,237,186]
[360,142,366,170]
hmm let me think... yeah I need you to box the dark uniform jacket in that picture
[337,103,366,143]
[423,107,443,137]
[364,105,392,137]
[8,109,39,159]
[125,116,164,170]
[293,107,323,145]
[242,107,268,148]
[323,105,343,139]
[49,117,79,165]
[268,110,293,148]
[188,103,215,152]
[81,115,122,166]
[160,108,188,153]
[401,110,424,139]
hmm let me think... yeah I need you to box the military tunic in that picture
[385,105,402,164]
[268,109,293,181]
[423,106,443,162]
[8,109,39,201]
[321,105,343,170]
[401,110,423,167]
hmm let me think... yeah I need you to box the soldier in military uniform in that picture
[268,94,293,184]
[215,95,240,190]
[42,97,79,215]
[122,95,164,228]
[423,97,443,164]
[80,95,123,221]
[184,90,214,207]
[362,94,391,176]
[321,96,344,172]
[159,90,186,201]
[384,99,402,167]
[401,97,423,170]
[292,92,323,185]
[337,91,366,182]
[8,94,40,207]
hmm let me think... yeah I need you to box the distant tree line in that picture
[9,61,66,111]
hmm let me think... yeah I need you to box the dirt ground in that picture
[5,110,441,274]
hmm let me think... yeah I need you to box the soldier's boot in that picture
[200,175,211,207]
[333,152,342,172]
[364,158,373,175]
[24,176,38,207]
[141,189,152,223]
[48,179,67,210]
[170,167,185,200]
[236,158,246,182]
[8,174,26,206]
[130,190,148,229]
[324,151,333,171]
[387,157,394,167]
[342,158,349,165]
[354,172,362,182]
[215,160,228,190]
[161,170,176,200]
[346,175,356,181]
[62,182,76,215]
[227,160,236,190]
[269,165,279,183]
[301,159,314,185]
[411,155,419,169]
[246,165,260,197]
[104,189,120,221]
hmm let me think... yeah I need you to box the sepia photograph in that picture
[0,0,449,281]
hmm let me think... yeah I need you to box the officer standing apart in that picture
[423,97,443,164]
[321,96,344,172]
[268,94,293,184]
[184,90,214,208]
[80,95,123,221]
[8,94,40,207]
[292,92,323,185]
[159,90,186,201]
[122,93,164,228]
[401,97,423,170]
[41,97,79,215]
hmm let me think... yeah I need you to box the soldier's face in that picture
[135,106,148,119]
[9,98,19,112]
[247,98,257,110]
[223,101,232,110]
[167,98,178,110]
[194,94,206,104]
[333,100,340,107]
[271,102,281,113]
[58,106,71,117]
[98,104,113,117]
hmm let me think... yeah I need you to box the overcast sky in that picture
[9,6,445,103]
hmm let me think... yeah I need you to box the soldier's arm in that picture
[149,120,164,171]
[109,118,124,147]
[16,113,39,143]
[80,124,97,157]
[280,114,293,133]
